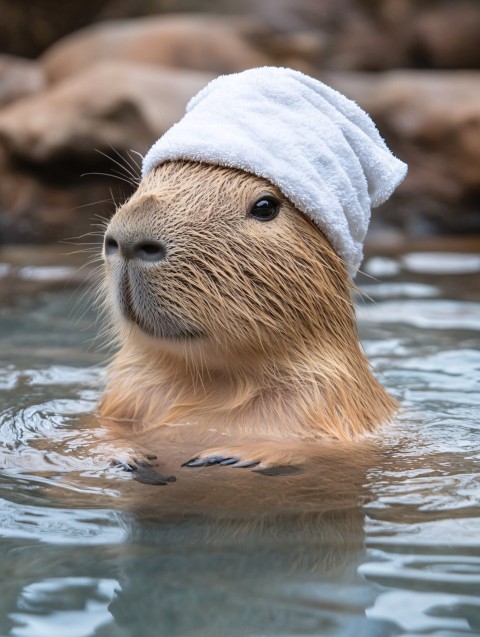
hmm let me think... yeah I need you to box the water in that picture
[0,245,479,637]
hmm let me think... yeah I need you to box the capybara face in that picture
[103,160,353,361]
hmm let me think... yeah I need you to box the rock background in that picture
[0,0,479,243]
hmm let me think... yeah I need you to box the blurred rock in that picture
[40,15,270,84]
[258,31,326,74]
[250,0,406,71]
[1,0,480,73]
[1,63,479,242]
[412,2,480,69]
[0,0,113,58]
[330,0,412,71]
[0,62,213,163]
[0,55,45,107]
[249,0,480,71]
[0,0,253,58]
[0,62,213,243]
[0,157,118,244]
[323,70,480,233]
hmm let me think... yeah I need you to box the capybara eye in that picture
[249,196,280,222]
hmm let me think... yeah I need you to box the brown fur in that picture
[98,160,397,468]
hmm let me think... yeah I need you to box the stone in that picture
[412,2,480,69]
[0,54,45,107]
[0,62,213,243]
[248,0,480,72]
[0,144,123,244]
[1,63,480,243]
[0,61,213,162]
[322,70,480,232]
[0,0,111,58]
[40,14,270,84]
[245,0,411,71]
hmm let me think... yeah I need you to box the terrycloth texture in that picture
[142,67,407,277]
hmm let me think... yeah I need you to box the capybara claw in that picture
[182,455,229,467]
[181,457,204,467]
[219,457,241,466]
[110,459,137,472]
[232,459,260,468]
[183,455,234,467]
[111,457,175,485]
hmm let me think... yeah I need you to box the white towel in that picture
[142,67,407,277]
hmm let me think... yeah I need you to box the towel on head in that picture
[142,67,407,277]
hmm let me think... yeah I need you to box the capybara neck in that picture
[99,160,397,441]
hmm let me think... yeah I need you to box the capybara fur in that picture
[99,160,397,470]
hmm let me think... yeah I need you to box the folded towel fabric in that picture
[142,67,407,277]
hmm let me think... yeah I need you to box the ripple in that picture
[367,517,480,550]
[365,590,477,633]
[0,499,126,545]
[397,349,480,376]
[24,366,103,387]
[360,555,480,593]
[18,265,77,282]
[0,262,11,277]
[0,365,21,390]
[402,252,480,275]
[10,577,118,637]
[360,282,439,299]
[357,300,480,330]
[391,349,480,397]
[1,248,480,637]
[5,400,97,443]
[363,256,401,277]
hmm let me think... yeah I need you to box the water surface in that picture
[0,245,479,637]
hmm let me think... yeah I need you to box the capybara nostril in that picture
[133,240,167,262]
[104,235,119,257]
[104,235,167,262]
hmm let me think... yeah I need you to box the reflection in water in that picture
[0,249,479,636]
[10,578,118,637]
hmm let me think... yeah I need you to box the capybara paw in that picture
[182,452,260,469]
[110,452,158,472]
[111,455,176,486]
[181,447,303,475]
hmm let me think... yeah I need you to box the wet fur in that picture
[99,160,397,467]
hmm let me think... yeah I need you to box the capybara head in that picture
[101,159,397,438]
[103,160,356,367]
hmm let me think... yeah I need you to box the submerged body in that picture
[99,160,396,471]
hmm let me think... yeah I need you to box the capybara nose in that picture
[104,234,167,262]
